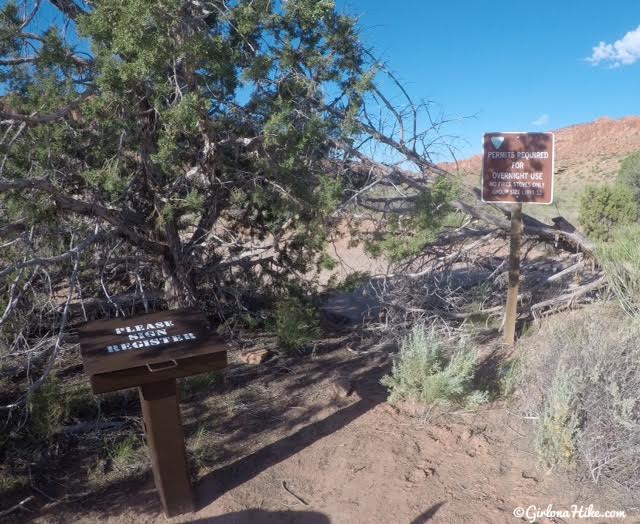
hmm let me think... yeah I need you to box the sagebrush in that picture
[516,306,640,498]
[381,324,487,407]
[597,223,640,317]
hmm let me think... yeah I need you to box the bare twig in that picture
[0,496,35,518]
[281,480,309,506]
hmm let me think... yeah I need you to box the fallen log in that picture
[452,199,595,255]
[336,158,596,256]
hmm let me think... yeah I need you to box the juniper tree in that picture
[1,0,376,305]
[0,0,455,406]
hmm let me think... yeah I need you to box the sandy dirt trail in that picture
[37,345,615,524]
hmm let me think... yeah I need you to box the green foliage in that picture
[0,470,27,496]
[381,324,487,407]
[274,296,321,353]
[497,358,521,399]
[578,184,638,241]
[107,434,140,472]
[617,150,640,201]
[325,271,370,293]
[26,377,98,440]
[27,376,68,440]
[536,371,580,468]
[81,159,131,201]
[318,251,338,271]
[89,434,146,488]
[316,174,344,214]
[0,0,460,351]
[371,176,459,262]
[181,371,223,398]
[596,223,640,316]
[187,424,220,476]
[0,0,375,310]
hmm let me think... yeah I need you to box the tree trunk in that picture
[162,259,197,309]
[162,219,197,309]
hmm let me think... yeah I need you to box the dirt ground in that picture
[23,334,634,524]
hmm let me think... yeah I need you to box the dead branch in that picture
[545,261,584,283]
[1,251,81,411]
[0,496,34,519]
[451,199,595,255]
[530,276,606,315]
[0,90,94,125]
[0,229,107,281]
[62,420,128,434]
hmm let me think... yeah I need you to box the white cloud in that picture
[588,25,640,67]
[532,114,550,127]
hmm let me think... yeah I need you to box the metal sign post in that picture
[482,132,555,345]
[78,308,228,517]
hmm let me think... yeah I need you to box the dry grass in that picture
[516,304,640,501]
[87,434,148,489]
[597,224,640,316]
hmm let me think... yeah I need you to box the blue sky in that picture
[337,0,640,159]
[12,1,640,161]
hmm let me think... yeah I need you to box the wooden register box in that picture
[78,308,228,517]
[79,308,227,394]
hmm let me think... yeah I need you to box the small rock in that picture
[405,466,436,483]
[461,428,473,441]
[240,349,271,365]
[331,377,353,398]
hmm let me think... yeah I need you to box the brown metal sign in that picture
[482,132,555,204]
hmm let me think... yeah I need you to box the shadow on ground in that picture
[182,502,445,524]
[27,336,391,523]
[194,354,389,509]
[186,510,330,523]
[410,502,445,523]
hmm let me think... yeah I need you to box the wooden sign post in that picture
[78,308,227,517]
[504,203,523,345]
[482,132,555,345]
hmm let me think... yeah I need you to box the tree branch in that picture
[0,90,93,125]
[0,177,169,256]
[0,228,105,280]
[48,0,86,20]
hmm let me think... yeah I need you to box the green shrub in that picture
[25,377,98,440]
[89,434,147,488]
[0,471,27,495]
[107,434,142,473]
[274,296,321,353]
[497,358,521,399]
[517,306,640,495]
[381,324,487,407]
[66,383,99,420]
[617,150,640,201]
[369,176,460,262]
[536,371,580,468]
[325,271,370,293]
[181,371,223,398]
[597,223,640,316]
[27,376,67,440]
[578,184,638,241]
[187,424,219,477]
